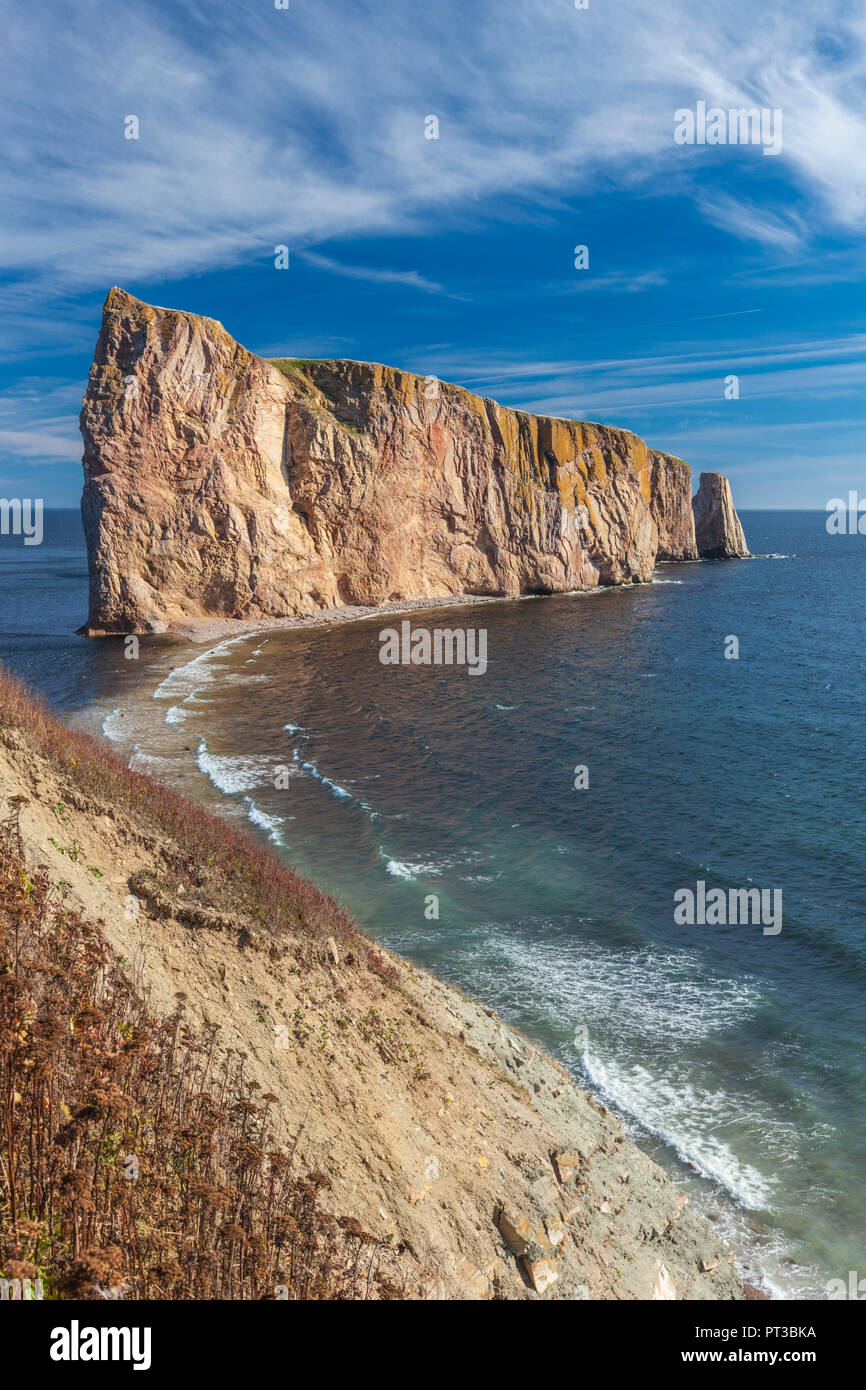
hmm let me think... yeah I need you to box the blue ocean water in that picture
[2,509,864,1297]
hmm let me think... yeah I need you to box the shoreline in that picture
[0,665,749,1301]
[83,586,614,645]
[81,554,771,647]
[74,613,794,1300]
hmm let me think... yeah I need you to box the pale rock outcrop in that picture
[692,472,750,559]
[649,450,698,561]
[79,289,746,633]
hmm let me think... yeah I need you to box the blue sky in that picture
[2,0,866,506]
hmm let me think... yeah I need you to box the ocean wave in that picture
[196,741,283,795]
[243,796,287,846]
[383,857,419,879]
[382,856,452,880]
[478,931,761,1048]
[101,707,127,742]
[448,925,778,1210]
[291,748,351,799]
[152,633,260,704]
[583,1051,774,1210]
[380,848,480,881]
[128,747,175,775]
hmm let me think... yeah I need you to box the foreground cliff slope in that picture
[0,671,743,1300]
[80,290,746,635]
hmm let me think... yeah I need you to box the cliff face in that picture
[693,472,750,559]
[80,290,741,633]
[649,450,699,562]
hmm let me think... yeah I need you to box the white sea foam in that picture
[583,1050,774,1209]
[196,741,278,794]
[563,585,612,596]
[152,633,259,704]
[165,705,187,725]
[450,926,779,1212]
[243,796,287,845]
[101,707,127,741]
[383,856,452,880]
[380,849,478,880]
[128,748,175,775]
[496,935,760,1045]
[383,858,418,879]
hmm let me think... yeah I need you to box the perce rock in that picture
[80,289,748,634]
[693,472,750,560]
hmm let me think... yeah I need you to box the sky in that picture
[2,0,866,507]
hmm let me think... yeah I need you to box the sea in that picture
[2,507,864,1299]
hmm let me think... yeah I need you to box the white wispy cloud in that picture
[2,0,865,328]
[0,382,84,466]
[409,333,866,420]
[563,270,669,294]
[297,251,450,295]
[696,194,807,251]
[3,0,866,507]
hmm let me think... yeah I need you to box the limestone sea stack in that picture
[79,289,747,634]
[692,472,750,559]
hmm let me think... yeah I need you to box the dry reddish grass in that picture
[0,665,397,982]
[0,805,397,1300]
